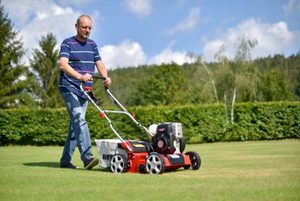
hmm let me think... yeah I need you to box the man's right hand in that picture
[81,73,92,82]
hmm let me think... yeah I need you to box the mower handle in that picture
[92,75,107,80]
[79,75,109,92]
[79,75,152,141]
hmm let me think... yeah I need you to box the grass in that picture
[0,140,299,201]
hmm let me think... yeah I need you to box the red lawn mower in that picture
[80,76,201,174]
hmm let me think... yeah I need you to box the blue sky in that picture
[3,0,300,69]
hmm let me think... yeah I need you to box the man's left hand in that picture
[103,77,112,86]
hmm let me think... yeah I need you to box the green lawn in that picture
[0,140,299,201]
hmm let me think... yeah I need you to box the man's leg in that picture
[60,123,77,167]
[75,96,93,162]
[60,92,97,168]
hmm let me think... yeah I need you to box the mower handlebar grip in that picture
[92,75,107,80]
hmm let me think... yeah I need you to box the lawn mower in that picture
[80,76,201,174]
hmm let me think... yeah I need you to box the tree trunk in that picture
[203,62,219,103]
[231,86,236,124]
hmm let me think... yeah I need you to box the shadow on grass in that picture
[22,162,188,173]
[23,162,60,168]
[22,162,110,172]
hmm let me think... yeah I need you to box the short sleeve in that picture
[94,45,102,62]
[59,40,70,59]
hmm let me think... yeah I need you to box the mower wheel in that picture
[185,151,201,170]
[110,154,128,173]
[146,152,165,174]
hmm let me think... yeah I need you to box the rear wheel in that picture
[185,151,201,170]
[146,153,165,174]
[110,154,128,173]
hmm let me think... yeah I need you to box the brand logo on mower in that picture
[102,154,113,161]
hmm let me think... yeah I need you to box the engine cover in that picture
[152,123,183,154]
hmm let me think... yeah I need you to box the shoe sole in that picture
[85,158,99,169]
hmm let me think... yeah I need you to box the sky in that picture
[2,0,300,69]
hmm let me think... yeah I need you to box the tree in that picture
[184,61,217,104]
[182,53,218,104]
[230,37,258,122]
[29,33,63,108]
[132,64,189,106]
[0,2,35,108]
[213,37,258,123]
[258,68,292,101]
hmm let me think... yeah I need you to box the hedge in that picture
[0,102,299,145]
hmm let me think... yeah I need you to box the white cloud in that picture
[19,9,78,51]
[100,40,147,69]
[202,40,226,61]
[100,40,196,69]
[3,0,50,26]
[203,18,300,61]
[35,5,74,21]
[2,0,100,64]
[167,7,200,35]
[149,47,196,65]
[122,0,153,17]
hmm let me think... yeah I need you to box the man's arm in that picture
[95,60,111,86]
[58,57,92,82]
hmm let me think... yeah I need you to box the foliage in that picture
[131,63,189,105]
[0,102,299,145]
[93,65,152,106]
[0,108,68,145]
[29,33,63,108]
[258,67,292,101]
[0,2,35,108]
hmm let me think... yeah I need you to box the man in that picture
[58,15,111,169]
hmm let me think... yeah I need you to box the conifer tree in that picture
[29,33,62,108]
[0,2,35,108]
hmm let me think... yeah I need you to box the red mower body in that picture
[112,140,201,174]
[120,141,149,173]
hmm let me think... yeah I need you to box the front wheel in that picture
[146,152,165,174]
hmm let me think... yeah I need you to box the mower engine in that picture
[150,123,185,154]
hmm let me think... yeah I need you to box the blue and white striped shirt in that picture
[59,36,101,98]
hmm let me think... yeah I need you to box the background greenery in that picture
[0,140,299,201]
[1,102,299,145]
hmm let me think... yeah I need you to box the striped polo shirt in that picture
[59,36,101,99]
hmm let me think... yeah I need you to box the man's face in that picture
[76,16,92,40]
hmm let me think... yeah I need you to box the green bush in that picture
[0,102,299,145]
